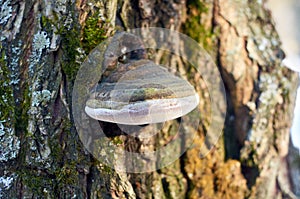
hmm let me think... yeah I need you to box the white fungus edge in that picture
[85,94,199,125]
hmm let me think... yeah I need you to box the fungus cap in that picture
[85,60,199,125]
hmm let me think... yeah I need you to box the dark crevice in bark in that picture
[161,176,170,198]
[223,93,241,160]
[241,164,259,189]
[215,37,241,160]
[181,153,191,199]
[86,165,93,199]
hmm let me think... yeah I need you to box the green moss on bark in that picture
[82,11,107,52]
[182,0,215,50]
[59,25,81,81]
[15,85,30,135]
[0,51,14,122]
[52,10,108,82]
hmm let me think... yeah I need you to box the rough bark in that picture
[0,0,299,198]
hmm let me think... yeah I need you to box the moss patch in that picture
[0,51,14,122]
[81,11,107,52]
[15,85,30,135]
[182,0,215,50]
[52,10,108,81]
[58,24,81,81]
[20,170,53,197]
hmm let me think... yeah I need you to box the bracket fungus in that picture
[84,33,199,125]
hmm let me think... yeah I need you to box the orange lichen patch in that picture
[184,136,248,199]
[215,160,249,199]
[184,137,220,198]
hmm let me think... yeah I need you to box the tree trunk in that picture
[0,0,299,198]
